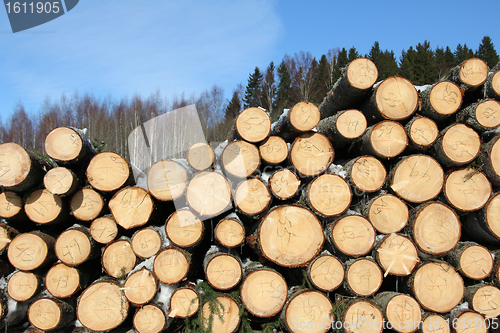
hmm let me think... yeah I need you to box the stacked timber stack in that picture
[0,57,500,333]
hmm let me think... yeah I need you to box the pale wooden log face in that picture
[459,58,488,87]
[28,298,61,331]
[186,171,232,217]
[445,169,491,212]
[259,136,288,164]
[124,268,157,305]
[453,311,487,333]
[289,101,321,132]
[486,193,500,238]
[442,124,480,164]
[285,290,333,333]
[350,156,386,193]
[70,188,104,221]
[385,295,422,333]
[102,240,136,278]
[215,218,245,248]
[429,81,462,116]
[46,263,80,298]
[236,107,271,143]
[346,259,383,297]
[205,254,242,290]
[290,132,334,177]
[347,58,378,90]
[471,285,500,318]
[413,262,464,313]
[368,194,408,234]
[77,281,129,331]
[234,178,271,215]
[90,216,118,244]
[259,205,324,267]
[308,174,351,216]
[309,254,344,292]
[202,296,240,333]
[55,229,92,266]
[153,248,189,284]
[0,143,31,187]
[25,189,63,224]
[376,234,419,277]
[169,287,199,318]
[375,77,418,120]
[421,314,450,333]
[45,127,83,161]
[343,300,384,333]
[44,167,74,195]
[147,160,188,201]
[336,109,367,139]
[476,100,500,129]
[165,209,203,248]
[0,191,22,218]
[0,224,14,252]
[7,271,38,301]
[409,117,439,147]
[240,270,287,317]
[331,215,375,257]
[490,137,500,177]
[390,155,444,203]
[131,228,162,258]
[493,71,500,96]
[222,141,260,178]
[133,304,166,333]
[459,245,493,280]
[109,187,153,229]
[8,233,48,271]
[86,152,130,191]
[413,202,460,255]
[187,142,214,171]
[370,121,408,157]
[269,169,301,200]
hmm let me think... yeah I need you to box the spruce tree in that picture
[368,41,382,80]
[224,91,241,124]
[436,46,456,79]
[455,43,474,64]
[275,60,292,118]
[399,47,417,82]
[314,54,330,104]
[331,48,348,83]
[242,67,263,108]
[476,36,499,68]
[348,46,360,61]
[413,41,438,85]
[261,61,277,119]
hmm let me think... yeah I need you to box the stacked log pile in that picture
[0,57,500,333]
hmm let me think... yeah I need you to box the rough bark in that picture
[270,101,321,142]
[432,123,481,167]
[404,116,439,151]
[316,109,367,148]
[419,81,462,121]
[456,99,500,132]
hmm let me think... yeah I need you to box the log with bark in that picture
[45,263,88,299]
[185,170,232,218]
[7,270,42,302]
[0,143,47,192]
[147,159,191,202]
[362,193,409,234]
[404,116,439,151]
[43,167,79,197]
[54,225,98,266]
[258,136,289,165]
[89,215,118,244]
[101,238,137,279]
[290,132,334,177]
[442,57,489,91]
[108,186,155,230]
[7,231,56,271]
[24,189,68,225]
[28,297,74,331]
[44,127,95,166]
[373,291,422,333]
[341,299,384,333]
[464,192,500,244]
[464,283,500,319]
[70,187,104,222]
[343,155,387,195]
[153,246,190,285]
[486,68,500,100]
[443,168,492,213]
[130,226,162,259]
[214,213,245,248]
[187,142,215,171]
[480,135,500,187]
[123,268,158,306]
[86,151,134,192]
[316,109,367,147]
[165,208,204,249]
[307,251,344,292]
[0,191,25,222]
[374,233,420,277]
[234,107,271,144]
[360,120,408,159]
[270,101,321,142]
[221,140,260,179]
[419,81,462,121]
[325,214,376,258]
[203,246,242,291]
[234,177,272,218]
[264,168,301,201]
[344,257,383,297]
[432,123,481,167]
[447,242,493,280]
[133,303,167,333]
[456,99,500,132]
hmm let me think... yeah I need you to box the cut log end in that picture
[44,167,78,196]
[222,140,260,178]
[412,202,461,256]
[259,136,288,165]
[374,76,418,120]
[236,107,271,143]
[186,171,232,217]
[348,155,386,193]
[288,101,321,132]
[44,127,84,162]
[380,293,422,333]
[421,314,450,333]
[441,124,481,165]
[475,100,500,129]
[485,193,500,239]
[376,234,419,277]
[0,143,39,191]
[369,121,408,158]
[269,169,301,200]
[25,189,63,224]
[70,188,104,222]
[7,271,40,302]
[202,295,240,333]
[187,142,215,171]
[234,178,272,216]
[102,240,137,279]
[258,205,324,267]
[240,269,287,317]
[343,300,384,333]
[336,109,367,140]
[453,310,487,333]
[205,253,242,290]
[90,216,118,244]
[347,58,378,89]
[133,304,166,333]
[7,232,54,271]
[444,169,491,212]
[147,160,189,201]
[412,261,464,313]
[77,281,129,332]
[459,245,493,279]
[86,152,131,192]
[166,209,204,248]
[367,194,408,234]
[46,263,81,298]
[408,116,439,148]
[28,298,65,331]
[0,191,23,219]
[214,218,245,248]
[307,173,351,217]
[308,254,344,292]
[169,287,199,318]
[429,81,462,116]
[283,290,333,333]
[290,132,334,177]
[390,155,444,203]
[131,227,162,258]
[124,268,157,305]
[459,58,489,87]
[55,228,93,266]
[492,70,500,96]
[470,285,500,318]
[330,215,375,257]
[153,247,189,285]
[109,187,154,230]
[346,258,383,297]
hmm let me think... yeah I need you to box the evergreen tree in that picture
[275,60,292,117]
[380,50,399,80]
[455,43,474,64]
[261,61,277,118]
[224,90,241,124]
[331,48,348,83]
[435,46,456,79]
[399,47,417,82]
[476,36,499,68]
[368,41,382,80]
[313,54,330,103]
[413,41,438,85]
[348,46,360,61]
[242,67,263,108]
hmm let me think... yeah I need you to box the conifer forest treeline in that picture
[1,36,499,157]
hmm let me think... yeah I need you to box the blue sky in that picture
[0,0,499,121]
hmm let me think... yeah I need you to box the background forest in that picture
[1,36,498,159]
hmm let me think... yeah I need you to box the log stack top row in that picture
[0,57,499,333]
